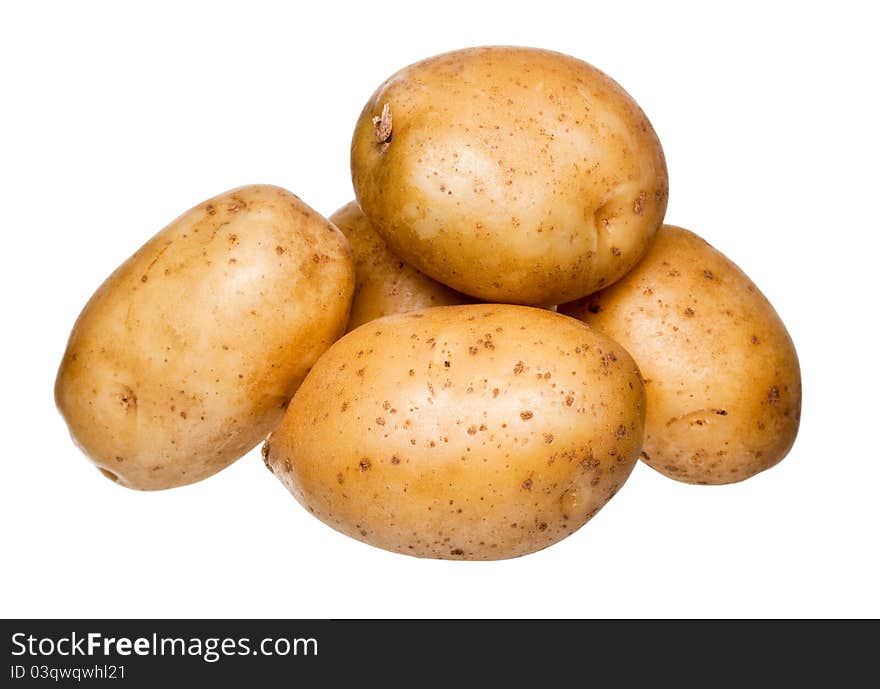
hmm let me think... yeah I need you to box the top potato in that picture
[351,46,668,305]
[55,185,355,490]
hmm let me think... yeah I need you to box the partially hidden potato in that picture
[265,304,646,560]
[351,46,668,306]
[560,225,801,485]
[330,201,472,331]
[56,185,355,490]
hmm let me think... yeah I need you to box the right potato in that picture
[560,225,801,484]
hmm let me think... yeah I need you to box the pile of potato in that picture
[56,47,801,560]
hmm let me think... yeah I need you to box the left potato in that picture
[55,185,355,490]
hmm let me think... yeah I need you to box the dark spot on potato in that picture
[228,233,238,243]
[538,522,548,531]
[587,302,601,314]
[751,335,761,345]
[476,334,495,350]
[275,245,285,255]
[667,269,680,277]
[767,387,780,404]
[444,360,450,368]
[600,352,617,367]
[375,417,386,426]
[179,411,187,419]
[522,478,533,491]
[340,401,348,412]
[492,388,500,398]
[98,468,119,483]
[615,425,626,439]
[450,548,464,556]
[543,433,554,444]
[467,425,477,435]
[716,409,728,415]
[610,246,622,257]
[514,361,525,375]
[520,410,534,420]
[633,192,646,215]
[565,395,574,406]
[337,473,344,484]
[580,454,600,469]
[359,458,371,472]
[390,455,401,465]
[118,386,137,412]
[684,307,695,317]
[703,269,715,280]
[140,274,148,283]
[206,204,216,216]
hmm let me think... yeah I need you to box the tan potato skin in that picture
[351,46,668,306]
[330,201,472,331]
[55,185,355,490]
[265,304,645,560]
[560,225,801,485]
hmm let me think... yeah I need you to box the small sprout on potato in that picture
[372,103,393,147]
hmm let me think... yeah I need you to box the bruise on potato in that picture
[266,304,646,560]
[351,46,668,306]
[560,225,801,485]
[55,185,355,490]
[329,201,473,331]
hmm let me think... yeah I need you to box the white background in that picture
[2,1,878,618]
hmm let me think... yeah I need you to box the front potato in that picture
[265,304,645,560]
[560,225,801,484]
[56,185,355,490]
[330,201,472,331]
[351,46,668,305]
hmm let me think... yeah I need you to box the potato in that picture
[330,201,472,331]
[351,46,668,306]
[264,304,645,560]
[55,185,355,490]
[560,225,801,484]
